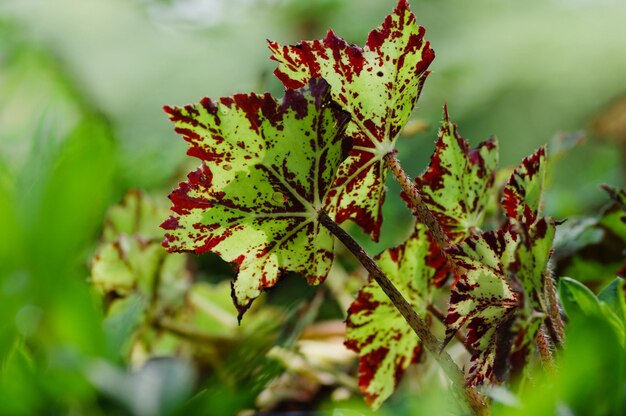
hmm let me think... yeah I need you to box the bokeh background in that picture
[0,0,625,414]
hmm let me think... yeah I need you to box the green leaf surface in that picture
[92,190,191,312]
[415,106,498,243]
[345,224,433,409]
[559,277,624,344]
[92,230,190,309]
[598,278,626,326]
[103,190,167,242]
[269,0,434,240]
[162,79,350,319]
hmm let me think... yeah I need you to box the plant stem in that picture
[319,211,488,416]
[535,326,555,373]
[544,270,564,348]
[155,316,232,345]
[383,152,449,249]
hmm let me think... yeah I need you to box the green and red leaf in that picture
[162,78,351,319]
[269,0,434,240]
[345,224,434,409]
[444,215,556,385]
[415,106,498,243]
[444,228,520,385]
[502,146,547,224]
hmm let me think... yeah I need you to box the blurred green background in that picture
[0,0,625,414]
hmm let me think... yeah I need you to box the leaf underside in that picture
[445,215,555,385]
[416,106,498,244]
[502,146,547,225]
[269,0,434,240]
[161,78,350,319]
[345,224,434,409]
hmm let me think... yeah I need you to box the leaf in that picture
[516,218,556,313]
[444,218,555,385]
[345,224,434,409]
[102,189,166,242]
[161,78,351,319]
[601,184,626,213]
[598,278,626,326]
[415,106,498,243]
[559,277,624,343]
[91,235,190,311]
[91,190,191,309]
[444,228,520,385]
[502,146,547,224]
[600,185,626,277]
[269,0,434,240]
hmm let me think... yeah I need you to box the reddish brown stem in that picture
[544,270,564,348]
[535,326,555,373]
[319,211,488,416]
[384,152,450,249]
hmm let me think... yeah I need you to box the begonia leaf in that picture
[502,146,547,224]
[161,79,351,319]
[345,224,434,409]
[269,0,434,240]
[444,217,555,385]
[102,189,166,242]
[92,190,190,308]
[516,218,556,314]
[415,106,498,243]
[445,228,519,385]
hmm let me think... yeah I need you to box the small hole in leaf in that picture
[272,191,285,203]
[224,165,232,171]
[376,71,384,77]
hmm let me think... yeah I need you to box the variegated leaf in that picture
[416,106,498,243]
[269,0,434,240]
[345,224,434,409]
[92,190,190,307]
[161,79,351,319]
[516,218,556,313]
[445,228,520,385]
[502,146,547,224]
[102,189,166,242]
[444,217,556,385]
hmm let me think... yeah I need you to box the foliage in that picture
[1,1,625,415]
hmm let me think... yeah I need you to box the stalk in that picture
[383,152,450,249]
[319,211,488,416]
[535,326,555,373]
[544,270,564,348]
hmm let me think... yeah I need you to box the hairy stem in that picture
[319,211,488,416]
[383,152,449,248]
[535,326,555,373]
[544,270,564,348]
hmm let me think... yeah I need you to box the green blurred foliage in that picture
[0,0,625,414]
